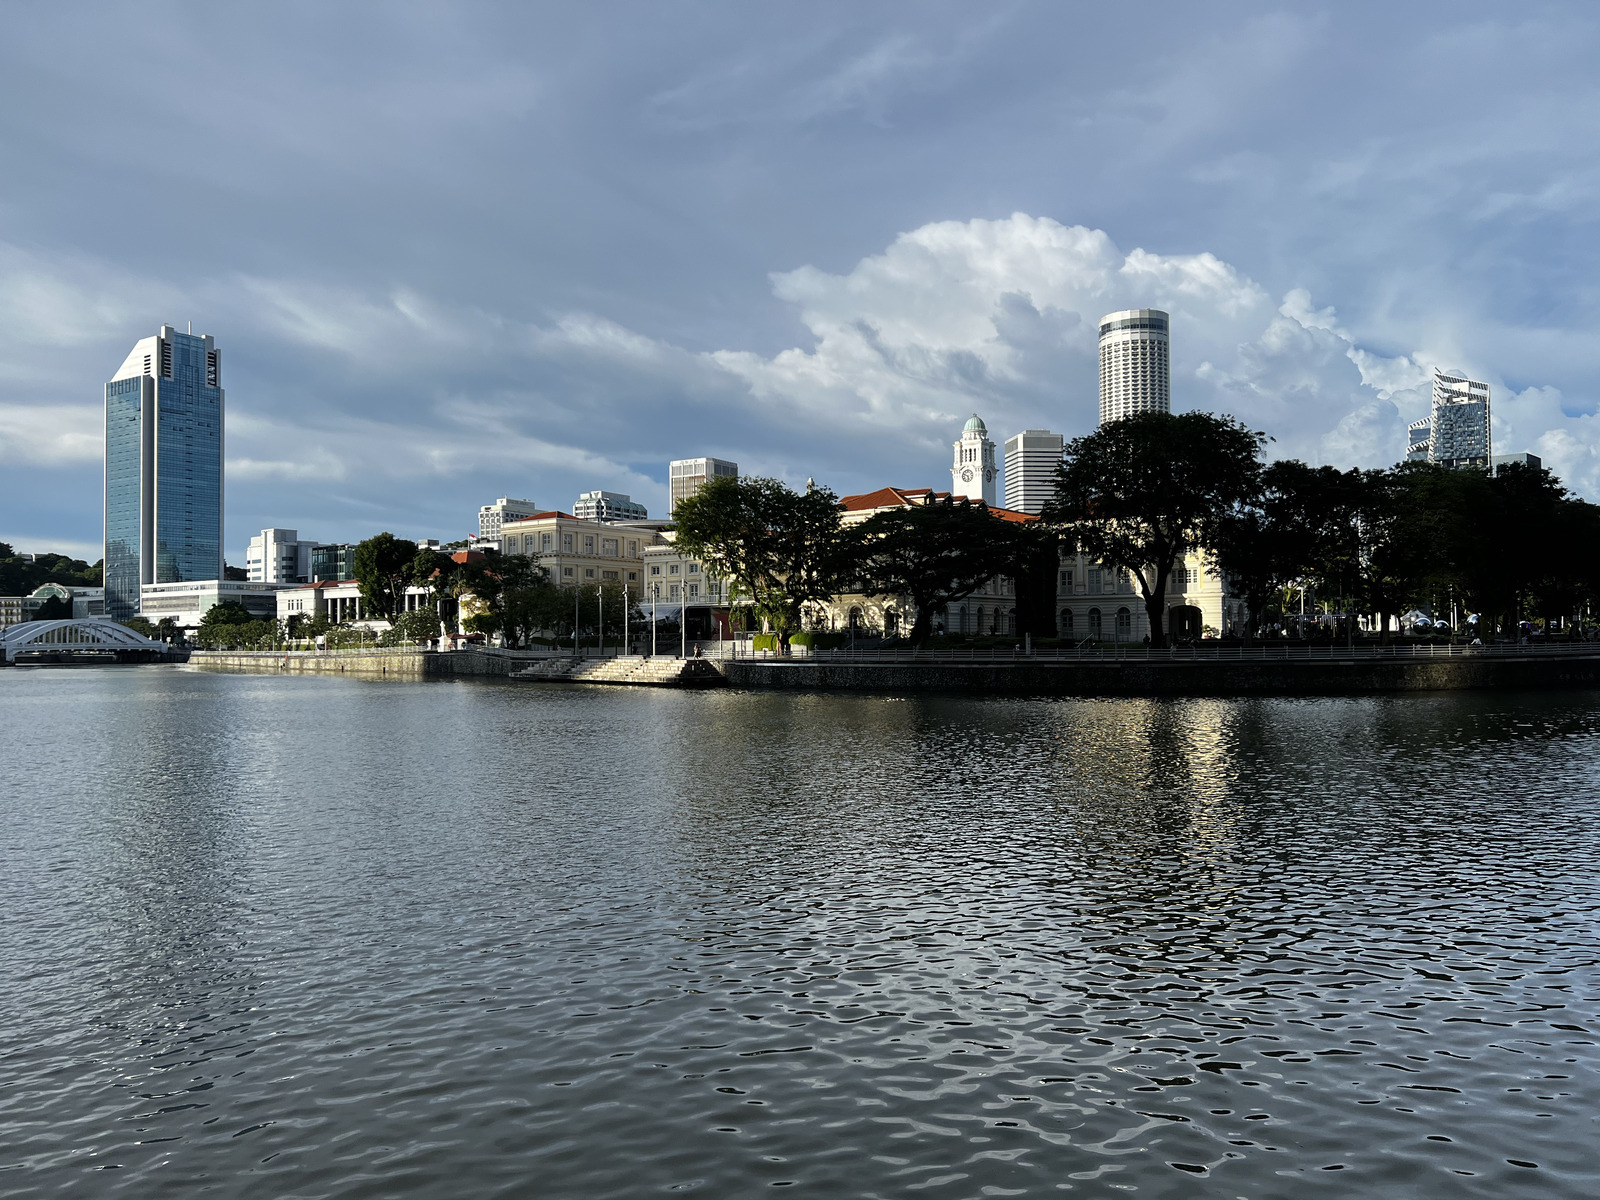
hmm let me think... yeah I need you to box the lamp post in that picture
[598,585,604,657]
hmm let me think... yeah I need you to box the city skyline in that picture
[3,5,1597,564]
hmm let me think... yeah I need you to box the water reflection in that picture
[0,672,1596,1198]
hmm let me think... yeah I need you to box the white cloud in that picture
[0,403,102,465]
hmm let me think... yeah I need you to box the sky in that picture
[1,1,1597,565]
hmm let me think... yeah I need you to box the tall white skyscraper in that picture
[669,457,738,515]
[950,415,997,505]
[1407,370,1492,470]
[104,325,225,619]
[1002,429,1064,514]
[1098,308,1170,426]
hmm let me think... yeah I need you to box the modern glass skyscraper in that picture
[1405,369,1492,471]
[1098,308,1170,426]
[104,326,224,619]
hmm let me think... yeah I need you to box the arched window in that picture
[976,606,986,634]
[849,606,864,631]
[1088,607,1102,639]
[1060,608,1074,633]
[1116,607,1132,640]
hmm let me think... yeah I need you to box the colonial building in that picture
[498,511,656,589]
[811,486,1038,638]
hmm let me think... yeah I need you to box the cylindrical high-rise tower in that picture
[1097,308,1170,426]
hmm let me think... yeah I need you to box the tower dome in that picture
[963,413,987,434]
[952,414,997,505]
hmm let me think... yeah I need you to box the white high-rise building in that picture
[950,415,997,505]
[1098,308,1170,426]
[245,528,320,584]
[573,490,649,522]
[479,497,540,545]
[669,458,737,515]
[1002,429,1064,515]
[1407,370,1492,470]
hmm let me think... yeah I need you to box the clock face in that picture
[961,467,974,482]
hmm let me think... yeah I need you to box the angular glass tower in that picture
[104,326,224,619]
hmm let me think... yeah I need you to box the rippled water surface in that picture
[2,668,1598,1198]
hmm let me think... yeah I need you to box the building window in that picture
[562,534,574,552]
[602,538,618,557]
[627,540,638,557]
[563,566,575,578]
[583,535,596,554]
[669,564,680,576]
[1116,607,1132,639]
[1087,567,1102,593]
[1088,607,1102,639]
[584,568,595,579]
[541,533,553,552]
[687,583,698,598]
[688,562,700,574]
[650,565,661,576]
[1060,609,1074,633]
[627,571,638,582]
[669,584,680,600]
[602,570,618,581]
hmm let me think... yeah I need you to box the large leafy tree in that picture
[672,476,847,642]
[849,496,1026,645]
[352,532,420,621]
[1045,411,1266,648]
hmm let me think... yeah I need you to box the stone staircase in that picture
[512,655,725,687]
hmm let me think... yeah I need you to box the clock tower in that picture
[951,414,997,505]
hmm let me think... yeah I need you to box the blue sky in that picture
[2,2,1596,564]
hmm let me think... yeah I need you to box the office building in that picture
[1407,370,1492,470]
[311,543,357,583]
[668,458,737,516]
[1098,308,1170,426]
[104,325,225,619]
[1492,452,1542,475]
[478,497,540,545]
[1003,429,1064,515]
[573,490,649,523]
[246,528,320,584]
[138,580,288,630]
[951,415,998,505]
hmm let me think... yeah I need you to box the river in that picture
[2,667,1596,1198]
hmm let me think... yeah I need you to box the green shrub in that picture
[752,633,781,653]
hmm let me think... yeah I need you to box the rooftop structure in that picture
[951,415,998,505]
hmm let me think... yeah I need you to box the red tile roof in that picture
[839,487,1039,523]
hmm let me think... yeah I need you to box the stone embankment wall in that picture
[188,649,530,678]
[718,653,1600,696]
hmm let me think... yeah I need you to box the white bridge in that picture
[1,619,184,664]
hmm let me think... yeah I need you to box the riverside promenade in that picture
[718,642,1600,696]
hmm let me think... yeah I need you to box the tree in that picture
[201,600,255,626]
[352,533,419,621]
[121,616,157,638]
[223,563,249,581]
[849,496,1025,645]
[672,476,848,644]
[1045,412,1266,648]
